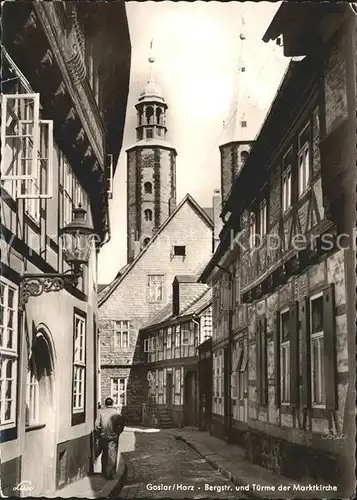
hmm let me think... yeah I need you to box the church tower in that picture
[126,48,177,263]
[220,30,267,205]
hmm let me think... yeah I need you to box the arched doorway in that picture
[22,326,57,495]
[184,371,197,427]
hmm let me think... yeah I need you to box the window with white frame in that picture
[1,92,53,210]
[310,293,325,407]
[166,327,172,349]
[111,378,127,407]
[298,125,310,197]
[60,153,85,227]
[114,320,129,349]
[249,212,256,248]
[175,325,180,350]
[259,199,267,237]
[181,325,190,346]
[0,279,18,430]
[280,309,290,404]
[73,313,86,413]
[25,357,39,426]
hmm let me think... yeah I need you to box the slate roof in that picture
[142,286,212,332]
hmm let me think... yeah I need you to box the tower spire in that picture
[148,38,155,82]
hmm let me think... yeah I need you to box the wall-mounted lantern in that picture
[20,205,94,305]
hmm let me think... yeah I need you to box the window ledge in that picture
[25,423,46,432]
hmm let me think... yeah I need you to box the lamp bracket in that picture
[20,272,81,305]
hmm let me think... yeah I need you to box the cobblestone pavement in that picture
[116,428,248,499]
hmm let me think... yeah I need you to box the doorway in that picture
[184,371,197,426]
[21,328,56,495]
[166,372,173,408]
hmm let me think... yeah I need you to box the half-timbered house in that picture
[140,278,212,428]
[1,2,130,495]
[200,3,355,495]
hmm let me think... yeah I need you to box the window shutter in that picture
[256,317,262,404]
[323,284,337,409]
[274,311,281,407]
[289,302,299,407]
[299,298,311,408]
[261,317,268,405]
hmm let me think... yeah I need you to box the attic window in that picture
[241,121,247,128]
[173,245,186,257]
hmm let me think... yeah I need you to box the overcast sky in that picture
[98,1,289,284]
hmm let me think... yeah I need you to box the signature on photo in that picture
[13,481,35,493]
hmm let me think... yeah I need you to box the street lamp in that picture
[20,205,95,305]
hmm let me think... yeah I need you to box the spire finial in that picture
[148,38,155,81]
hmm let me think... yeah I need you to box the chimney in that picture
[169,197,176,215]
[173,278,180,317]
[212,189,223,252]
[172,275,205,317]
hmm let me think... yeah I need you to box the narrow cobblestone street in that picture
[114,428,246,499]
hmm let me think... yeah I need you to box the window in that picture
[146,128,153,139]
[73,313,86,413]
[181,326,190,346]
[175,326,180,350]
[147,275,164,303]
[280,310,290,404]
[144,209,153,222]
[259,199,267,237]
[157,128,162,136]
[111,378,127,407]
[241,120,247,128]
[173,245,186,257]
[1,92,53,207]
[0,278,18,430]
[114,320,129,349]
[61,154,85,227]
[240,150,249,163]
[143,237,150,247]
[144,182,152,194]
[174,368,181,393]
[298,125,310,197]
[213,349,224,415]
[310,294,325,406]
[144,339,149,353]
[25,358,39,426]
[167,328,172,349]
[249,212,256,248]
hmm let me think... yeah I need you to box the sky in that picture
[98,1,290,285]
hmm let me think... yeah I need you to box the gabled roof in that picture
[98,193,214,307]
[142,286,212,332]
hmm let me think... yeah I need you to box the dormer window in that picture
[173,245,186,257]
